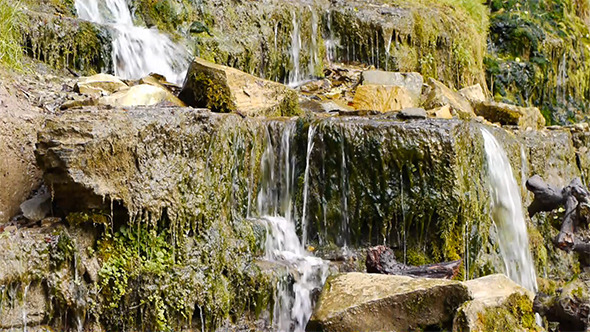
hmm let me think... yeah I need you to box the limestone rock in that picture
[361,70,423,99]
[99,84,185,107]
[352,85,416,113]
[179,57,300,117]
[452,274,536,332]
[308,272,470,332]
[398,108,427,120]
[474,101,545,129]
[20,192,51,222]
[423,78,475,119]
[74,73,127,96]
[428,104,453,119]
[459,84,486,104]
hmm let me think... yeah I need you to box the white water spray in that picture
[481,128,537,293]
[75,0,189,84]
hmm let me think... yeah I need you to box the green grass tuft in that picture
[0,0,24,71]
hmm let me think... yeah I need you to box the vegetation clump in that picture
[486,0,590,124]
[0,0,24,71]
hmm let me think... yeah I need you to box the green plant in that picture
[0,0,24,70]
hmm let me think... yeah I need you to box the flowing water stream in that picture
[481,128,538,293]
[257,123,328,332]
[74,0,189,84]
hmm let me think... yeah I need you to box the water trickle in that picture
[324,10,337,63]
[481,128,537,292]
[288,11,302,86]
[308,7,319,78]
[383,26,393,71]
[301,125,317,247]
[22,283,29,332]
[339,134,349,248]
[75,0,189,83]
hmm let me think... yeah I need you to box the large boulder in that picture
[423,78,475,119]
[308,272,470,332]
[352,85,416,113]
[361,70,423,99]
[179,57,300,117]
[452,274,537,332]
[474,101,545,129]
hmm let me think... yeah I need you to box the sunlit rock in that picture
[352,84,416,113]
[179,57,300,117]
[308,272,470,332]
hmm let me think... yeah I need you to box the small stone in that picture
[20,192,51,222]
[459,84,486,104]
[398,107,427,119]
[428,104,453,119]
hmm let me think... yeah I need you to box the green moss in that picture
[477,293,540,332]
[21,14,112,74]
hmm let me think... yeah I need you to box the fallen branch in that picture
[366,245,461,279]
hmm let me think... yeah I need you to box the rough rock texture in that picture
[423,78,475,119]
[179,57,300,116]
[452,274,536,332]
[474,101,545,129]
[308,272,470,332]
[352,85,416,112]
[361,70,423,99]
[0,85,43,223]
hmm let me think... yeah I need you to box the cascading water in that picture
[481,128,537,293]
[257,123,328,332]
[74,0,189,84]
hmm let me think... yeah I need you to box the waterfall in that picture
[257,123,328,332]
[481,128,537,293]
[74,0,189,84]
[288,11,302,86]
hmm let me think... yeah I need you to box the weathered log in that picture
[526,175,566,217]
[527,175,590,252]
[366,245,461,279]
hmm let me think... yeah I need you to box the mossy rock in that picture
[179,57,301,117]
